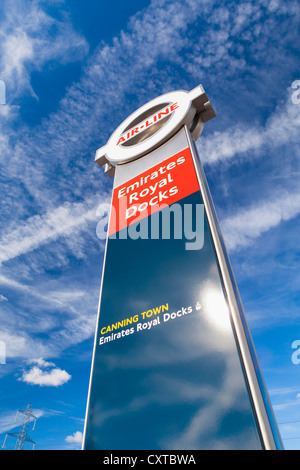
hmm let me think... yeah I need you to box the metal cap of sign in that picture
[95,85,216,177]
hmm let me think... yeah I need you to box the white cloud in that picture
[0,273,76,309]
[2,31,34,79]
[0,198,100,265]
[0,0,88,98]
[0,0,221,220]
[181,0,299,86]
[221,190,300,251]
[0,330,49,360]
[0,411,21,436]
[27,358,55,368]
[3,0,296,217]
[198,88,300,166]
[0,294,8,302]
[0,308,96,361]
[0,408,44,435]
[0,0,297,215]
[65,431,83,445]
[0,271,99,360]
[0,0,299,380]
[19,359,71,387]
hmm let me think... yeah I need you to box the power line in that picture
[2,404,37,450]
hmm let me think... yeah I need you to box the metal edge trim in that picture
[184,125,282,450]
[81,186,115,450]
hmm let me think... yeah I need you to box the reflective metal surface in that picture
[82,129,282,450]
[83,194,262,449]
[185,127,283,450]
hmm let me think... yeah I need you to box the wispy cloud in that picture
[221,189,300,251]
[2,0,296,216]
[198,87,300,166]
[0,273,77,308]
[0,408,44,436]
[0,0,299,390]
[1,0,299,237]
[0,272,98,360]
[0,330,52,361]
[0,0,88,99]
[180,0,300,95]
[0,198,101,265]
[27,358,55,368]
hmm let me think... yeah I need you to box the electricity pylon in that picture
[2,404,37,450]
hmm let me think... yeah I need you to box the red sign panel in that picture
[109,147,200,236]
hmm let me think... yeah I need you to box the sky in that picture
[0,0,299,450]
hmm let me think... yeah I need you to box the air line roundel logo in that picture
[95,85,213,168]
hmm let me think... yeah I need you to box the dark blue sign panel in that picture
[83,130,281,450]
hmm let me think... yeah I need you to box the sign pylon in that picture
[83,86,283,450]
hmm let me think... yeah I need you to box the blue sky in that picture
[0,0,299,450]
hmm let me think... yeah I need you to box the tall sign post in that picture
[82,86,283,450]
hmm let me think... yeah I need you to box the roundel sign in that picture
[95,85,215,174]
